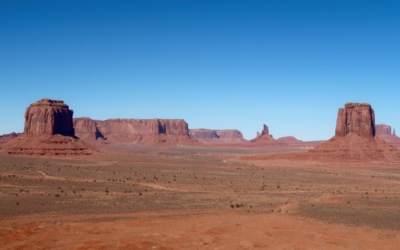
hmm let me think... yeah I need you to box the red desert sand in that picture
[1,101,400,249]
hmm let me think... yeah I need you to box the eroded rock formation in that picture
[73,117,197,146]
[24,99,75,136]
[189,129,219,140]
[189,129,244,143]
[374,124,400,148]
[3,99,93,156]
[261,124,269,135]
[376,124,392,135]
[250,124,277,145]
[308,103,400,161]
[335,103,375,138]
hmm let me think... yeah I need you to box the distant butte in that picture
[250,124,279,145]
[375,124,400,148]
[189,129,245,143]
[2,99,94,156]
[308,103,400,161]
[376,124,392,136]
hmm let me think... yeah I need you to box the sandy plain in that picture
[1,146,400,249]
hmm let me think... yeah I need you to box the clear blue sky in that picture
[1,0,399,140]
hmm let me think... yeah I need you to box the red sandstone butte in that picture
[3,99,93,156]
[261,124,269,135]
[308,103,400,161]
[73,117,198,146]
[250,124,278,145]
[335,103,375,138]
[375,124,400,148]
[24,99,75,136]
[376,124,392,135]
[189,129,245,143]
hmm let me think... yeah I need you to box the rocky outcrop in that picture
[24,99,75,136]
[0,132,20,145]
[250,124,277,145]
[261,124,269,135]
[74,117,105,141]
[73,117,197,146]
[335,103,375,138]
[3,99,94,156]
[94,119,189,136]
[374,124,400,148]
[376,124,392,135]
[189,129,244,143]
[308,103,400,161]
[189,129,219,139]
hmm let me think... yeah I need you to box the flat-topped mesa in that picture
[95,119,189,136]
[215,130,244,139]
[189,129,244,140]
[72,117,197,146]
[335,102,375,138]
[159,119,189,135]
[189,129,219,139]
[188,129,245,144]
[24,98,75,137]
[376,124,392,135]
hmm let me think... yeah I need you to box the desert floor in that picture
[1,146,400,249]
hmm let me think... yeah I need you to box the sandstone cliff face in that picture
[24,99,74,136]
[73,117,196,146]
[94,119,189,136]
[73,117,104,141]
[215,130,244,139]
[335,103,375,138]
[189,129,219,139]
[376,124,392,135]
[159,120,189,135]
[189,129,244,144]
[308,102,400,161]
[3,99,94,156]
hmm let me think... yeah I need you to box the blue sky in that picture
[1,0,399,140]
